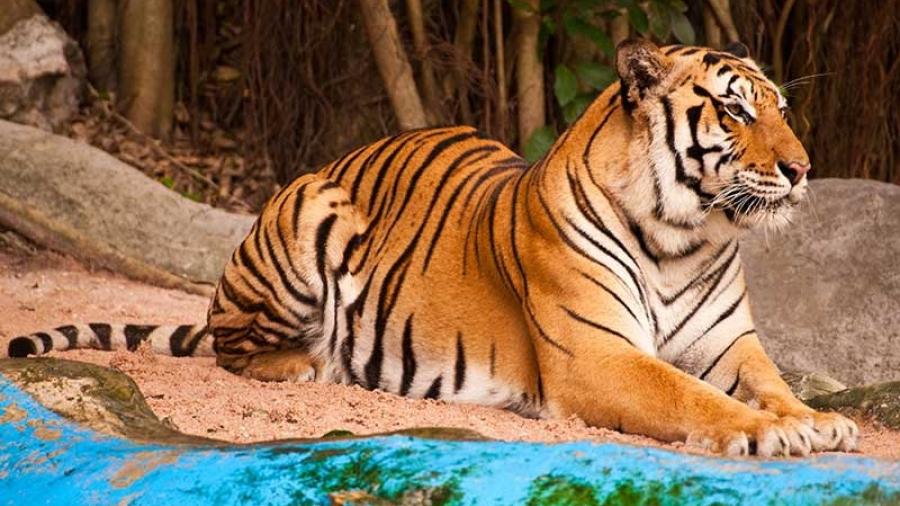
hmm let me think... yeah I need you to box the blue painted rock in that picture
[1,358,898,505]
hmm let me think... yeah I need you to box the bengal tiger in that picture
[8,39,858,457]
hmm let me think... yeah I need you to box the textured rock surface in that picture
[0,15,85,131]
[807,381,900,430]
[742,179,900,386]
[0,120,255,293]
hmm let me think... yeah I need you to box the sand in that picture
[1,247,897,459]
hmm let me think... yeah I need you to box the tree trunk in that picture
[493,0,508,141]
[86,0,118,93]
[513,0,544,151]
[359,0,427,131]
[404,0,441,124]
[454,0,479,125]
[702,5,722,49]
[118,0,174,140]
[706,0,739,43]
[0,0,42,35]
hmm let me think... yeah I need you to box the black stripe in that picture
[328,274,341,356]
[536,190,647,318]
[368,131,481,267]
[123,325,157,351]
[366,132,442,214]
[263,217,318,307]
[566,165,641,270]
[421,150,497,272]
[561,306,634,346]
[338,234,362,275]
[341,305,361,385]
[661,96,702,196]
[454,332,466,393]
[350,133,406,202]
[399,316,417,396]
[54,325,79,349]
[485,182,515,295]
[291,185,306,235]
[581,106,619,169]
[525,302,574,357]
[700,329,755,380]
[182,326,208,356]
[702,289,747,337]
[725,374,741,396]
[578,271,642,327]
[7,337,37,357]
[325,144,366,180]
[169,325,194,356]
[366,254,412,390]
[504,170,531,302]
[660,241,734,305]
[564,215,647,309]
[89,323,112,350]
[237,236,306,323]
[315,213,338,316]
[489,342,496,377]
[662,246,738,343]
[424,375,443,400]
[35,332,53,353]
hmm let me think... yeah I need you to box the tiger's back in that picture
[210,126,545,413]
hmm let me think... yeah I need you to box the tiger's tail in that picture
[7,324,213,358]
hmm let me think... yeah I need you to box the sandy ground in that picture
[1,247,898,460]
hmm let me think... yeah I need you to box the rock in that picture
[807,381,900,430]
[0,120,255,294]
[0,15,86,131]
[0,357,209,443]
[742,179,900,386]
[782,370,848,401]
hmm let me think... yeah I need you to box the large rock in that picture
[742,179,900,386]
[0,120,255,294]
[0,15,85,131]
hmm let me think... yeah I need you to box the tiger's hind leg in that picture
[207,173,363,384]
[218,348,321,383]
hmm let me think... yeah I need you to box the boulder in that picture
[0,120,255,294]
[807,381,900,430]
[0,14,86,131]
[742,179,900,386]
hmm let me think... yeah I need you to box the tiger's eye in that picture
[725,103,744,117]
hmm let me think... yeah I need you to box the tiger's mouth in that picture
[703,180,804,228]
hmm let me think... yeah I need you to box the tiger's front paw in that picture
[686,413,816,457]
[794,411,859,452]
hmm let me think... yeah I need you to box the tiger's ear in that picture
[615,39,673,99]
[724,41,750,58]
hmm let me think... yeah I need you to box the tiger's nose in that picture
[777,161,811,186]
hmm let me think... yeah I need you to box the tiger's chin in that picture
[726,196,799,231]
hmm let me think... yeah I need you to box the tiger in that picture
[8,39,858,457]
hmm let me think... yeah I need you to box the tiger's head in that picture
[615,39,810,230]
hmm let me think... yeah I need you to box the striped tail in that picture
[7,324,212,358]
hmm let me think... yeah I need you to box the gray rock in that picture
[0,15,86,131]
[742,179,900,386]
[0,120,255,293]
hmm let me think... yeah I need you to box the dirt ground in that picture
[1,247,897,460]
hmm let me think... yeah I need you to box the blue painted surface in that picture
[1,376,899,505]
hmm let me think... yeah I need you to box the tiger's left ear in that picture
[615,39,673,100]
[724,42,750,58]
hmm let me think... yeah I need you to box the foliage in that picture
[523,0,695,161]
